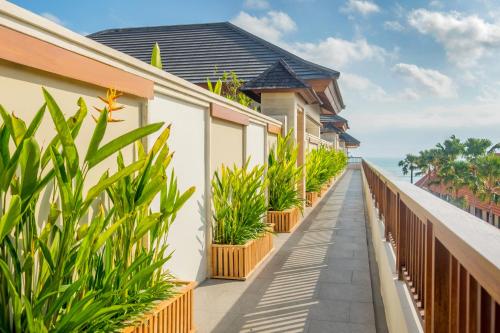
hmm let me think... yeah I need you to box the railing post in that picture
[396,193,405,279]
[425,220,434,332]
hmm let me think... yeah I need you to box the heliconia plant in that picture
[150,42,163,69]
[212,160,268,245]
[0,88,194,332]
[267,129,303,211]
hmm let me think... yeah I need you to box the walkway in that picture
[194,169,379,333]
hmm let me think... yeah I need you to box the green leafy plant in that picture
[212,160,268,245]
[207,71,254,108]
[306,146,346,192]
[267,130,303,211]
[0,89,194,332]
[150,42,163,69]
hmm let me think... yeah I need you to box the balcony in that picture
[193,161,500,333]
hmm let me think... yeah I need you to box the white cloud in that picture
[41,12,64,26]
[293,38,390,68]
[342,0,380,16]
[350,103,500,131]
[384,20,404,31]
[408,9,500,67]
[393,63,457,98]
[244,0,270,10]
[231,11,296,42]
[232,10,390,69]
[341,73,420,102]
[429,1,443,8]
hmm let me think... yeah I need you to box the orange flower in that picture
[93,88,125,122]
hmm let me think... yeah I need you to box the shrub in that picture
[0,89,194,332]
[212,160,268,245]
[267,130,303,211]
[306,146,347,192]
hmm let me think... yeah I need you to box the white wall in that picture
[245,123,266,169]
[148,94,208,282]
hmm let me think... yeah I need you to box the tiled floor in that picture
[194,169,377,333]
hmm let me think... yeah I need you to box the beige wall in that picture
[210,118,244,172]
[267,133,278,153]
[0,61,142,186]
[261,92,296,136]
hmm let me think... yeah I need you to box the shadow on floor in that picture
[198,171,383,333]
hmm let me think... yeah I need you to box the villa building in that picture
[0,2,498,333]
[416,173,500,228]
[89,22,358,149]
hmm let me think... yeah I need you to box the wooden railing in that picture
[362,160,500,332]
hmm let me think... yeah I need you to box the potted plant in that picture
[306,149,325,206]
[0,89,195,333]
[267,130,303,232]
[211,160,273,280]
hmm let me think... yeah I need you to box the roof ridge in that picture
[88,22,229,37]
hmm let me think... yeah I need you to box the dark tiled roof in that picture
[241,59,309,90]
[320,114,348,124]
[340,132,360,146]
[321,123,342,134]
[88,22,340,84]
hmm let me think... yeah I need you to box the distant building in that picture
[416,173,500,228]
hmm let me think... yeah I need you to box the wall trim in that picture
[0,25,154,99]
[210,103,249,126]
[267,123,282,135]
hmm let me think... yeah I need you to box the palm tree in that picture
[463,138,491,161]
[473,154,500,224]
[399,154,419,183]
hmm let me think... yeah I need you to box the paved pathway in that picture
[194,169,377,333]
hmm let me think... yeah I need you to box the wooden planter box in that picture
[267,208,300,233]
[306,191,318,207]
[317,184,329,197]
[211,230,274,280]
[122,281,195,333]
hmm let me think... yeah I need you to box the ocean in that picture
[364,157,413,183]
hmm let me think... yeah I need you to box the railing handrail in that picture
[363,159,500,331]
[364,159,500,274]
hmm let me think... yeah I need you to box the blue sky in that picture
[11,0,500,157]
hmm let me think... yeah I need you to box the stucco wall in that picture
[148,93,208,282]
[0,61,141,186]
[245,122,266,169]
[261,92,296,136]
[267,133,278,153]
[211,118,244,172]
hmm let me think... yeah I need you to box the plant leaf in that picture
[87,122,163,168]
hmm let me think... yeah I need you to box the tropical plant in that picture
[150,42,163,69]
[212,160,268,245]
[305,146,345,193]
[398,154,419,183]
[0,89,193,332]
[267,129,303,211]
[473,154,500,223]
[207,70,254,108]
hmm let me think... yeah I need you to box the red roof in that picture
[416,173,500,216]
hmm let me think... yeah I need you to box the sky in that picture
[10,0,500,158]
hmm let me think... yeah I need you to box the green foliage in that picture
[398,154,418,183]
[306,146,347,192]
[206,71,254,108]
[212,160,268,245]
[0,89,194,332]
[403,136,499,218]
[150,42,163,69]
[267,129,303,211]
